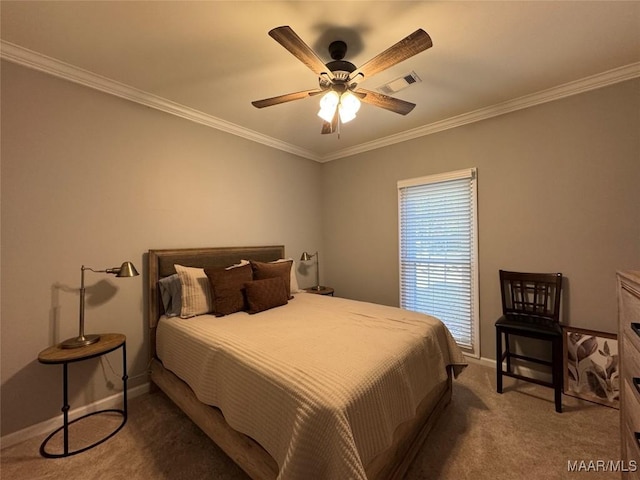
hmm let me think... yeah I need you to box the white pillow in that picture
[174,264,213,318]
[226,259,249,270]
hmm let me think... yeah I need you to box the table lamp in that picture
[300,251,322,291]
[61,261,139,349]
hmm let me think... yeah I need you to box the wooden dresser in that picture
[618,270,640,478]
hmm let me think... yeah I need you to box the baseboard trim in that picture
[465,353,495,369]
[467,354,553,384]
[0,382,150,450]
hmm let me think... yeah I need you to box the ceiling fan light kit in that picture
[318,90,361,124]
[252,26,432,135]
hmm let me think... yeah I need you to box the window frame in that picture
[397,167,479,357]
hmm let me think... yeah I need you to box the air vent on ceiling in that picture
[376,71,421,95]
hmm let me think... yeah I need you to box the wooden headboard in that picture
[147,245,285,357]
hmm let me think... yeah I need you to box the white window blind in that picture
[398,168,479,356]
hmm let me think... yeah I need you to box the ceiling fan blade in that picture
[269,26,334,80]
[351,29,432,81]
[321,110,339,134]
[357,89,416,115]
[252,89,322,108]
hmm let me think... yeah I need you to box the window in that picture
[398,168,479,356]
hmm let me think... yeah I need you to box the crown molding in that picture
[2,40,638,164]
[320,62,640,162]
[0,40,322,162]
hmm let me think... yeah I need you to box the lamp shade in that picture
[116,261,139,278]
[338,91,361,123]
[318,91,339,122]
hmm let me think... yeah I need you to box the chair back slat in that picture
[500,270,562,322]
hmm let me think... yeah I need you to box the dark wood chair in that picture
[495,270,564,412]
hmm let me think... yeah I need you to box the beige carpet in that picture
[1,363,620,479]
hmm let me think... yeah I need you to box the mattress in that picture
[156,292,466,480]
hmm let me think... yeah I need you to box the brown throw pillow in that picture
[245,277,289,314]
[250,260,292,299]
[205,264,253,316]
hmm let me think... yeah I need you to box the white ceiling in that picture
[2,1,639,162]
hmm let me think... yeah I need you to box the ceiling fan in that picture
[251,26,433,134]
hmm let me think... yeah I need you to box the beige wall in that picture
[0,61,323,436]
[2,58,639,438]
[321,78,640,359]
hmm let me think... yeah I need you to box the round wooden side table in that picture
[37,333,128,458]
[305,286,335,296]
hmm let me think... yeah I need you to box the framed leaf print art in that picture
[563,326,619,409]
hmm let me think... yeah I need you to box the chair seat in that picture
[495,314,563,337]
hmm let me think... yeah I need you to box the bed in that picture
[147,245,466,480]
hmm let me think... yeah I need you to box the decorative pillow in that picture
[158,273,182,317]
[250,260,292,299]
[273,258,302,293]
[245,277,289,314]
[174,264,214,318]
[205,264,253,316]
[244,258,301,295]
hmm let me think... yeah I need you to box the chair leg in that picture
[496,328,503,394]
[504,333,511,373]
[552,337,563,413]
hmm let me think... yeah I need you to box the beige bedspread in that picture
[156,292,466,480]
